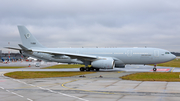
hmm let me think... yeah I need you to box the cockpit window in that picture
[165,52,170,54]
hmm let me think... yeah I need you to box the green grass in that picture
[43,64,86,69]
[0,66,26,69]
[155,59,180,67]
[121,72,180,82]
[4,71,95,79]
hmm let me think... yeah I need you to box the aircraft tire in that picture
[95,68,100,71]
[80,67,85,71]
[86,67,90,71]
[153,68,157,71]
[90,67,94,71]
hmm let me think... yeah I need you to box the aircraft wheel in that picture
[153,68,157,71]
[80,67,85,71]
[86,67,90,71]
[95,68,100,71]
[90,67,94,71]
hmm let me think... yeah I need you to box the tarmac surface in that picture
[0,62,180,101]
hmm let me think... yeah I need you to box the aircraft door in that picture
[154,50,159,57]
[127,50,132,57]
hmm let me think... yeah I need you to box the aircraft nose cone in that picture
[171,54,176,60]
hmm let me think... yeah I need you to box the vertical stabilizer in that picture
[18,26,45,48]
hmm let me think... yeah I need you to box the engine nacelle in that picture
[91,58,115,69]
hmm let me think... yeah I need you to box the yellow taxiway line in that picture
[171,67,175,72]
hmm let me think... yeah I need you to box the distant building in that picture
[0,51,28,61]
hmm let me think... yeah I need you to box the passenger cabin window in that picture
[165,52,170,54]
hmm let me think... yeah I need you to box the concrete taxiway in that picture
[1,62,180,101]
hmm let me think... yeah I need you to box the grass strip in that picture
[0,66,26,69]
[155,59,180,67]
[43,64,85,69]
[121,72,180,82]
[4,71,95,79]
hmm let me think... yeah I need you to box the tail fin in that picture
[18,26,45,48]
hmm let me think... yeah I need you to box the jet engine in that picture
[91,58,115,69]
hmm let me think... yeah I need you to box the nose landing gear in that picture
[153,64,157,71]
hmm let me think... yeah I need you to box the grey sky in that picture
[1,0,180,52]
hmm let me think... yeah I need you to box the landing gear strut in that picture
[153,64,157,71]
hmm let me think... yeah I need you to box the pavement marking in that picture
[46,88,89,101]
[27,98,33,101]
[11,92,24,98]
[1,73,33,101]
[13,79,18,81]
[171,67,175,72]
[58,92,88,101]
[6,90,10,92]
[29,84,36,87]
[22,82,27,84]
[0,87,4,89]
[38,86,43,89]
[1,72,5,76]
[4,74,89,101]
[117,71,124,73]
[48,89,54,93]
[38,86,47,90]
[1,71,121,101]
[1,73,89,101]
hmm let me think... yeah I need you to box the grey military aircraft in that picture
[5,26,176,71]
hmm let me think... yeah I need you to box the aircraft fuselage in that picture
[23,47,175,66]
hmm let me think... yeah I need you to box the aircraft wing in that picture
[32,49,99,60]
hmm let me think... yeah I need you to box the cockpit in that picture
[165,52,170,54]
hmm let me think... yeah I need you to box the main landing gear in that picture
[79,67,99,72]
[153,64,157,71]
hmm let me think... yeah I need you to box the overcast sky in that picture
[1,0,180,53]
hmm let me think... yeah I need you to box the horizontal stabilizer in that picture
[4,46,21,50]
[18,44,32,51]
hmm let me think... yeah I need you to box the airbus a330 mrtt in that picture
[5,26,176,71]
